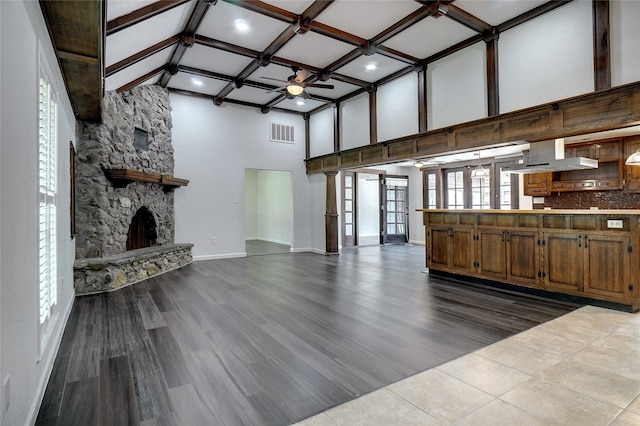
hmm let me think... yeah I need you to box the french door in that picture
[383,176,408,244]
[341,171,357,247]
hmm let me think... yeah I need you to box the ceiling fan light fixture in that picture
[413,160,424,168]
[471,151,490,178]
[626,149,640,165]
[286,85,304,96]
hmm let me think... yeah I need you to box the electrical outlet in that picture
[210,237,217,244]
[2,376,10,416]
[607,219,623,229]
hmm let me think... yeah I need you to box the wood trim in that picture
[418,64,427,133]
[305,81,640,174]
[106,35,180,77]
[486,32,499,117]
[440,4,492,34]
[117,66,166,93]
[497,1,572,33]
[593,0,611,91]
[334,103,341,153]
[369,89,377,145]
[106,0,190,35]
[325,171,339,255]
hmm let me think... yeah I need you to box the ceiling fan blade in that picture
[301,91,317,101]
[307,83,334,89]
[295,69,311,83]
[260,76,288,83]
[265,87,286,93]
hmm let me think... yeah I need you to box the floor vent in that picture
[270,122,295,144]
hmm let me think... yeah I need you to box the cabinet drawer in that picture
[551,181,575,190]
[526,186,551,195]
[596,179,622,189]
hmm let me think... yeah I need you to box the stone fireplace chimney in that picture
[74,85,192,294]
[76,85,175,258]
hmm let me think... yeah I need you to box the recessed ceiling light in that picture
[365,63,377,71]
[191,79,203,86]
[234,19,249,32]
[296,100,304,106]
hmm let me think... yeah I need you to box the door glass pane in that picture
[345,224,352,236]
[345,188,352,199]
[387,225,395,234]
[345,212,352,223]
[345,175,352,186]
[345,200,352,211]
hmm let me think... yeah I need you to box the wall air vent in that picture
[270,122,295,144]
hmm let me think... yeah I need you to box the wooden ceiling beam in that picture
[309,21,366,47]
[376,45,420,65]
[423,33,483,64]
[194,34,260,58]
[374,2,443,45]
[39,0,103,121]
[325,48,367,74]
[117,65,167,93]
[437,4,492,34]
[158,0,214,87]
[106,0,190,35]
[497,1,572,33]
[106,35,180,77]
[222,0,297,23]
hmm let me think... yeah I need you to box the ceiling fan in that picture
[261,66,334,98]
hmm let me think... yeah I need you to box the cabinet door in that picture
[523,173,551,196]
[583,234,631,302]
[450,226,475,273]
[477,228,506,279]
[427,225,450,269]
[543,232,583,293]
[506,230,540,288]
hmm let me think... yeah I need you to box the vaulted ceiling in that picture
[42,0,573,122]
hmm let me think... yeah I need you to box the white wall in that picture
[499,1,593,113]
[611,0,640,87]
[171,93,317,259]
[308,107,334,158]
[377,72,420,141]
[340,92,370,150]
[245,169,292,246]
[428,41,487,130]
[1,2,76,425]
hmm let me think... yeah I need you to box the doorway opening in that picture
[244,169,293,256]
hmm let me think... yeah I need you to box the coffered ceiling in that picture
[42,0,573,121]
[102,0,567,116]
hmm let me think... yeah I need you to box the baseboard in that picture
[290,247,325,254]
[409,239,425,245]
[193,252,247,261]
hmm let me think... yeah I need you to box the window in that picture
[446,170,465,209]
[39,69,57,338]
[426,172,437,209]
[471,174,491,209]
[498,166,513,209]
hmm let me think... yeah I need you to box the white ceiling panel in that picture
[277,97,326,113]
[106,0,158,21]
[168,72,229,97]
[226,86,285,105]
[454,0,550,26]
[198,1,290,52]
[261,0,316,14]
[316,0,421,39]
[105,50,173,92]
[106,3,192,66]
[335,53,410,83]
[383,14,478,59]
[274,32,355,69]
[181,44,253,76]
[305,78,358,99]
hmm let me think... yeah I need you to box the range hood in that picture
[503,138,598,174]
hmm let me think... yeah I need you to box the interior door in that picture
[342,171,356,247]
[384,176,409,244]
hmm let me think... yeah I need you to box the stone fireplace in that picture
[73,85,192,295]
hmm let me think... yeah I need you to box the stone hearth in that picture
[74,243,193,295]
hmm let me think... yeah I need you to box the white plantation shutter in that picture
[38,73,57,330]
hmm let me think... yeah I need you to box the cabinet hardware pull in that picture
[578,235,582,247]
[584,236,588,248]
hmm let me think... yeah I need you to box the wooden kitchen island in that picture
[418,209,640,312]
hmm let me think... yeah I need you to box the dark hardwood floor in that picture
[245,240,290,256]
[36,245,579,425]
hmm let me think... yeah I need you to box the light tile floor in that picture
[295,305,640,426]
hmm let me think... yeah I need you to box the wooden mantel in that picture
[104,169,189,192]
